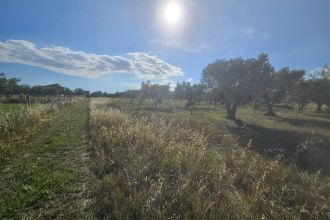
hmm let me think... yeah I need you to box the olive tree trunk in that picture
[224,102,238,120]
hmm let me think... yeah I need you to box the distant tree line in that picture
[121,54,329,120]
[0,73,93,103]
[2,53,329,118]
[0,72,144,103]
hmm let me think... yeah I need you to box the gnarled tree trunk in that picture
[263,95,276,116]
[224,101,238,120]
[265,102,276,116]
[298,102,306,113]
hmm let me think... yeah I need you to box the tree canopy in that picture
[201,56,270,119]
[140,81,170,109]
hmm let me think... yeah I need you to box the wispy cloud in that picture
[150,39,210,53]
[128,52,182,79]
[238,27,256,39]
[236,26,270,41]
[0,39,183,79]
[186,77,193,83]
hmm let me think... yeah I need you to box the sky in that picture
[0,0,329,92]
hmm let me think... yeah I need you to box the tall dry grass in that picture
[0,98,84,164]
[89,98,330,219]
[0,97,83,139]
[0,105,56,138]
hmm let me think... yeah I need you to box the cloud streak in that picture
[150,39,211,53]
[0,39,183,79]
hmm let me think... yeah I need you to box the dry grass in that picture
[0,104,57,138]
[89,98,330,219]
[0,98,84,164]
[96,98,330,174]
[0,98,83,139]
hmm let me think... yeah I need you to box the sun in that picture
[164,2,181,24]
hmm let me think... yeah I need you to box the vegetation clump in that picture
[0,104,57,138]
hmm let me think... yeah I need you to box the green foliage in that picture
[201,55,271,119]
[30,84,73,96]
[74,88,90,96]
[260,67,305,116]
[140,81,170,109]
[174,81,206,109]
[0,72,22,96]
[293,79,312,112]
[200,54,307,117]
[0,73,92,101]
[308,73,330,111]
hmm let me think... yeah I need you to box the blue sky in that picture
[0,0,329,92]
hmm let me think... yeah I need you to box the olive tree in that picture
[202,57,254,120]
[309,65,330,112]
[174,82,205,110]
[294,79,311,112]
[259,68,305,116]
[140,81,170,109]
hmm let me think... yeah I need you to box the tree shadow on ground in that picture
[135,106,173,113]
[305,112,330,119]
[105,103,122,109]
[228,123,306,154]
[277,115,330,129]
[226,123,330,175]
[194,106,218,111]
[275,104,294,110]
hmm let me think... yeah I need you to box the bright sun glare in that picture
[164,2,181,24]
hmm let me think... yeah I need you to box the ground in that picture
[0,98,329,219]
[0,100,96,219]
[88,98,330,219]
[110,98,330,174]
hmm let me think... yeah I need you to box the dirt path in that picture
[0,101,96,219]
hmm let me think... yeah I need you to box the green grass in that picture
[0,103,26,112]
[0,100,95,219]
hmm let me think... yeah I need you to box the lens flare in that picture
[164,2,181,24]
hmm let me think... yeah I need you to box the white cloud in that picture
[128,52,183,80]
[0,39,183,79]
[161,78,177,91]
[186,77,193,83]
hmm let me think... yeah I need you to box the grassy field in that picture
[89,98,330,219]
[106,98,330,174]
[1,98,330,219]
[0,100,95,219]
[0,103,26,112]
